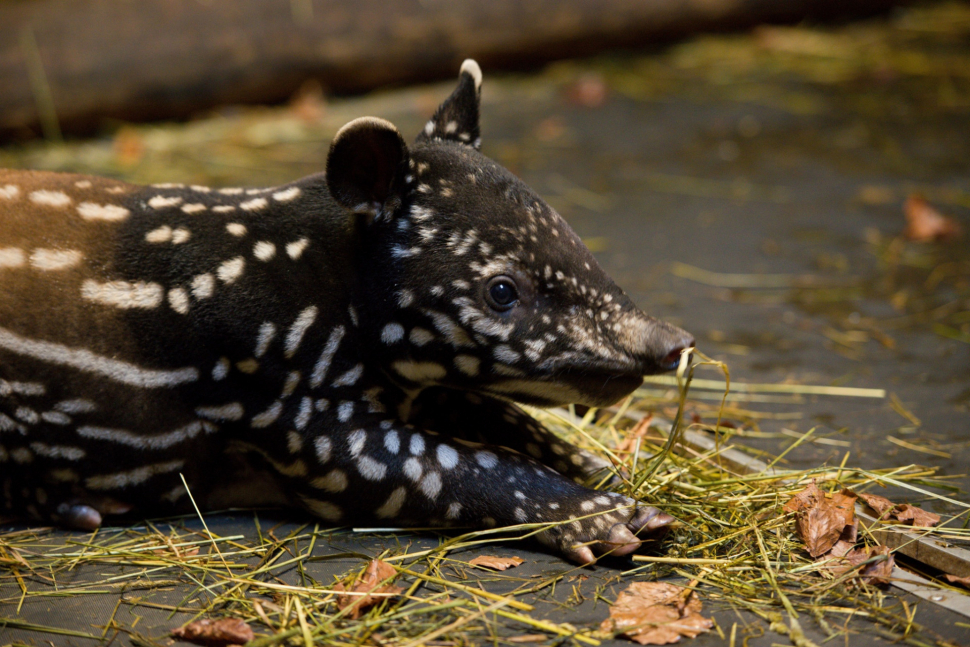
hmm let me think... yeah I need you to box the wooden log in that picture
[0,0,898,141]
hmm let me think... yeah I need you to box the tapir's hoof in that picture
[538,495,676,565]
[53,498,133,531]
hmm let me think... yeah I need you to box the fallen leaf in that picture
[828,520,858,558]
[335,559,403,619]
[903,195,962,242]
[469,555,525,571]
[944,574,970,588]
[783,481,825,514]
[171,618,253,647]
[892,504,941,528]
[797,502,848,558]
[825,545,895,585]
[854,491,940,527]
[856,492,894,519]
[829,490,857,527]
[600,581,713,645]
[791,487,856,558]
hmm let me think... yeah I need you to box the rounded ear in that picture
[326,117,410,219]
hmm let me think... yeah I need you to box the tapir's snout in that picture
[624,314,695,375]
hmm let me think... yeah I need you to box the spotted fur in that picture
[0,61,693,564]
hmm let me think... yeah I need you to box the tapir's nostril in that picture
[661,337,695,371]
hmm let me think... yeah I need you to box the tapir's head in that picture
[328,60,693,407]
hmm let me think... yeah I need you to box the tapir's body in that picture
[0,61,692,563]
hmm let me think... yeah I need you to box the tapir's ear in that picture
[416,59,482,150]
[327,117,410,221]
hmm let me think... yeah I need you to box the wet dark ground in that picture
[2,2,970,646]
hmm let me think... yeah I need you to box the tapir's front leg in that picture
[408,387,617,486]
[283,419,672,564]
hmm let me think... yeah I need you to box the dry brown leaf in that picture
[825,545,895,585]
[944,574,970,588]
[335,559,403,619]
[892,504,941,528]
[600,581,713,645]
[903,195,962,242]
[783,481,824,514]
[797,502,848,558]
[828,520,858,558]
[171,618,253,647]
[469,555,525,571]
[856,492,894,518]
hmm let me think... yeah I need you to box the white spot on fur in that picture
[436,444,459,469]
[285,306,318,357]
[168,288,190,314]
[375,487,407,518]
[314,435,332,463]
[454,355,479,376]
[0,248,26,268]
[172,228,190,244]
[212,357,230,380]
[189,273,214,299]
[409,328,435,346]
[348,429,366,457]
[226,223,247,236]
[196,402,244,421]
[217,256,245,283]
[29,249,82,271]
[312,468,347,492]
[446,502,462,519]
[148,195,182,209]
[381,323,404,344]
[475,451,498,469]
[82,279,163,309]
[358,456,387,481]
[1,185,21,199]
[384,430,400,454]
[251,400,283,428]
[286,238,309,259]
[29,190,71,207]
[255,322,276,357]
[213,205,236,213]
[145,226,172,243]
[403,457,422,481]
[240,197,268,211]
[182,203,206,214]
[332,363,363,387]
[253,241,276,261]
[419,472,442,499]
[310,326,345,387]
[77,202,129,221]
[273,186,302,202]
[295,397,313,429]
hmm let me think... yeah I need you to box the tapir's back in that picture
[0,169,358,520]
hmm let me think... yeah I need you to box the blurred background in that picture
[1,1,969,643]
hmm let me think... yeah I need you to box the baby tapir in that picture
[0,60,693,564]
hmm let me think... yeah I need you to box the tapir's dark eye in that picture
[485,276,519,311]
